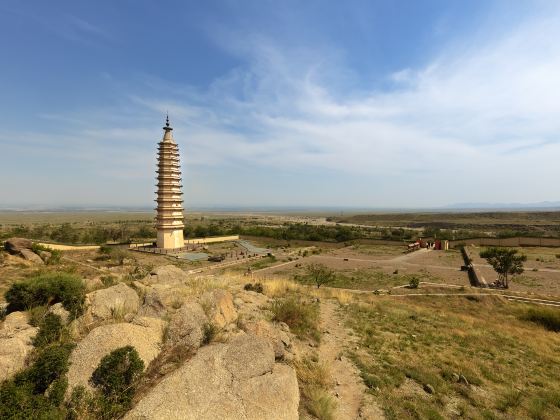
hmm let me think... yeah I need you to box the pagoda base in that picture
[157,229,184,249]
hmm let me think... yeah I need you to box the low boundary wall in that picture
[449,237,560,249]
[460,246,488,287]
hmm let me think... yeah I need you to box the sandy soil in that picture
[319,300,384,419]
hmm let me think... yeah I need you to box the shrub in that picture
[98,245,113,255]
[270,296,320,341]
[202,322,218,345]
[244,282,264,293]
[28,305,49,327]
[294,357,336,420]
[17,343,74,394]
[90,346,144,416]
[0,380,66,420]
[521,307,560,332]
[0,342,73,419]
[5,272,85,318]
[100,275,116,287]
[408,276,420,289]
[31,243,62,265]
[33,313,64,348]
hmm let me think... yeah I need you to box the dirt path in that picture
[319,300,384,419]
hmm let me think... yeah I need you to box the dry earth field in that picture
[2,211,560,419]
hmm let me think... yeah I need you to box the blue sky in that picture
[1,0,559,208]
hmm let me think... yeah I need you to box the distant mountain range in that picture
[444,201,560,210]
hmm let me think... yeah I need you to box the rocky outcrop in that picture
[4,237,33,255]
[20,248,45,265]
[67,317,165,393]
[202,289,237,328]
[83,276,104,292]
[240,319,292,359]
[142,265,189,286]
[166,302,208,349]
[38,250,52,263]
[0,312,38,381]
[47,302,71,325]
[125,334,299,420]
[84,282,140,321]
[233,290,271,320]
[134,282,187,317]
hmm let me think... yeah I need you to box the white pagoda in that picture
[155,116,185,249]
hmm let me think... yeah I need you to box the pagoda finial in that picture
[163,113,173,132]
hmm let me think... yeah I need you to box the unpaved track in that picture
[319,300,384,419]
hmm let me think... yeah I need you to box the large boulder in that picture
[134,282,190,317]
[125,334,299,420]
[20,248,45,265]
[142,265,189,286]
[84,282,140,321]
[201,290,237,328]
[4,237,33,255]
[67,317,165,393]
[0,312,38,381]
[166,302,208,349]
[47,302,71,325]
[233,290,271,321]
[241,319,291,359]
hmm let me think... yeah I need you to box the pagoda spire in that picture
[163,114,172,132]
[162,114,174,141]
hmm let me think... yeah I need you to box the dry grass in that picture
[343,295,560,419]
[261,277,304,297]
[293,356,337,420]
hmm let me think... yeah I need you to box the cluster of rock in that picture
[125,334,298,420]
[3,237,53,264]
[0,312,38,382]
[15,264,298,419]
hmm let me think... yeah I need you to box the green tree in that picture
[480,247,527,288]
[306,263,336,289]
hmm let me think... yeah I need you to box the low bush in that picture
[5,272,85,318]
[90,346,144,418]
[270,296,320,341]
[0,343,73,419]
[33,313,64,348]
[521,307,560,332]
[202,322,218,345]
[98,245,113,255]
[100,275,116,287]
[294,357,336,420]
[18,343,74,394]
[243,282,264,293]
[31,243,62,265]
[408,276,420,289]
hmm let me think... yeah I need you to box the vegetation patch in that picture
[5,272,85,318]
[31,243,62,265]
[342,297,560,419]
[89,346,145,419]
[521,307,560,332]
[270,295,320,342]
[294,356,336,420]
[33,313,65,348]
[243,282,264,293]
[202,322,218,345]
[0,343,74,419]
